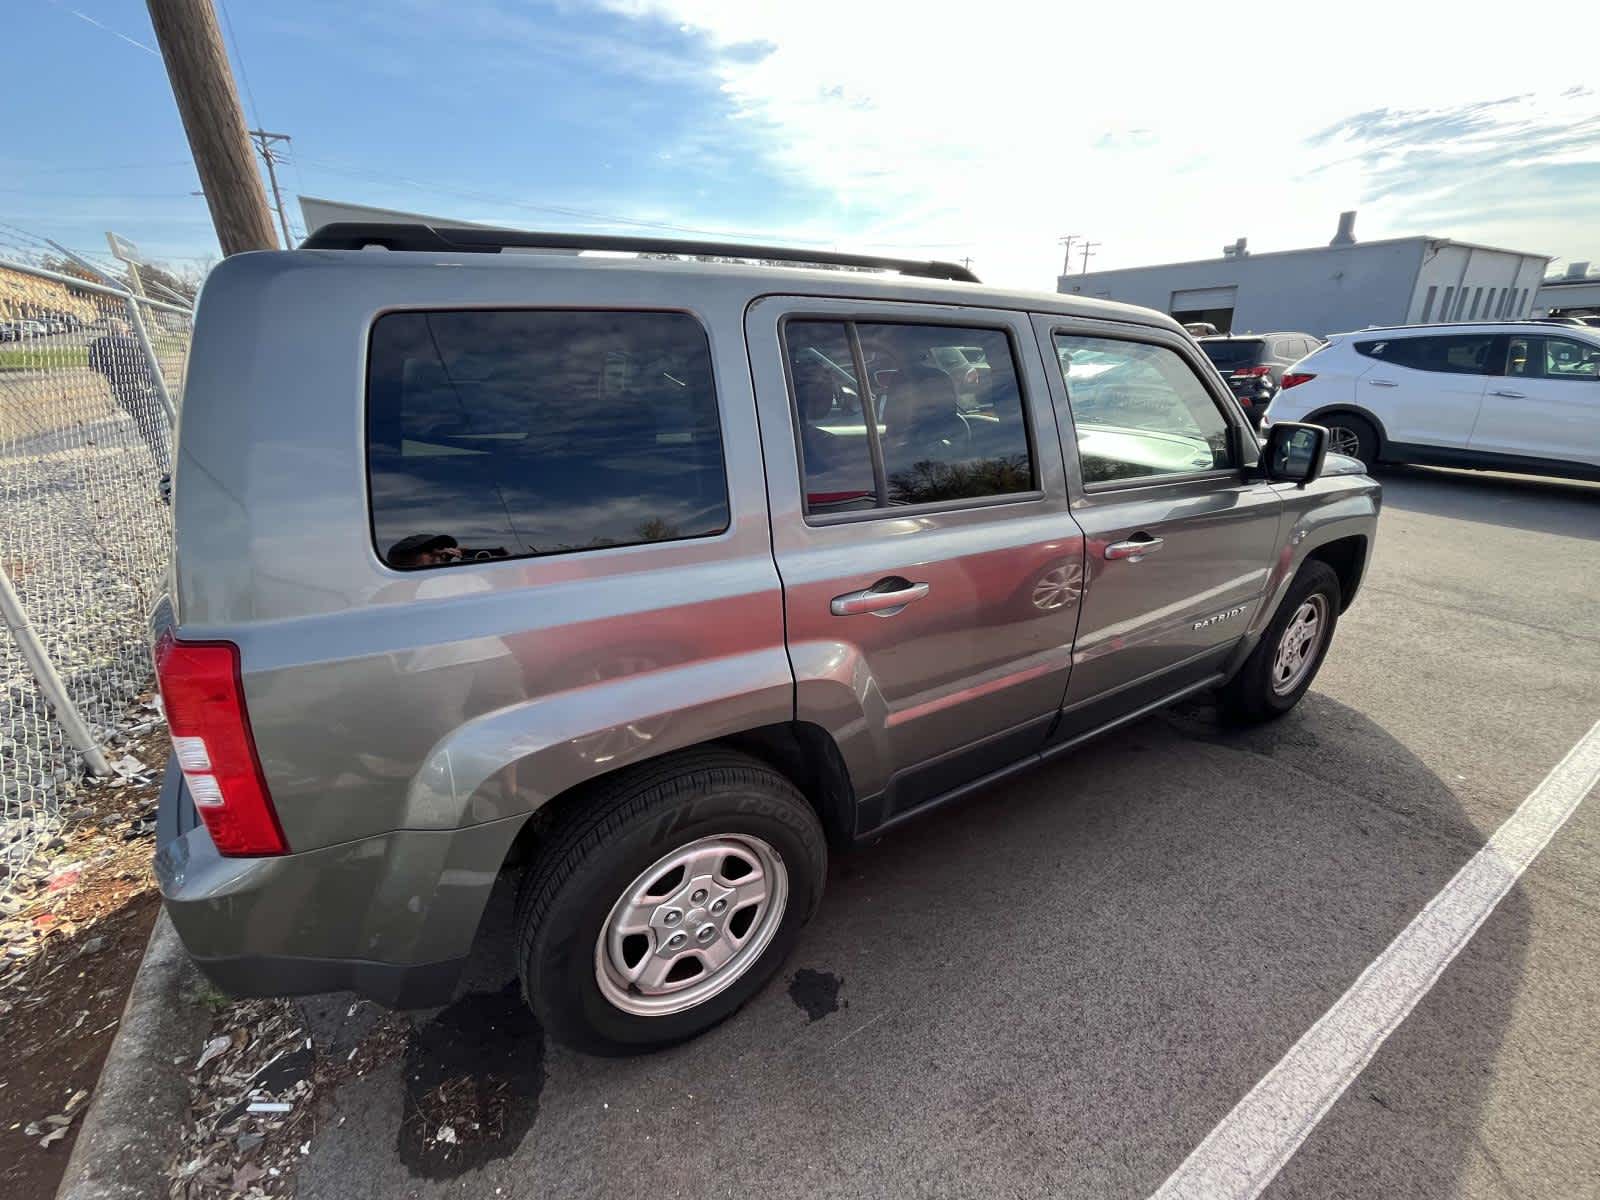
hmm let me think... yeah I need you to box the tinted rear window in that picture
[1354,334,1495,375]
[367,310,729,569]
[1199,339,1264,367]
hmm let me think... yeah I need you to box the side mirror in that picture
[1263,421,1327,486]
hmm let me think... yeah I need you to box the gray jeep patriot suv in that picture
[153,224,1378,1054]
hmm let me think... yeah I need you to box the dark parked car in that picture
[1198,332,1324,425]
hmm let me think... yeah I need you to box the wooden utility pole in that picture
[145,0,277,255]
[248,129,296,248]
[1058,234,1080,276]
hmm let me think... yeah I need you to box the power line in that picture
[0,188,202,198]
[4,160,197,173]
[47,1,160,56]
[216,0,263,130]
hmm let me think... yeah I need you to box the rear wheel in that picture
[515,749,826,1055]
[1218,560,1341,724]
[1321,413,1378,467]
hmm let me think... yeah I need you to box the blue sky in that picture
[4,1,1598,287]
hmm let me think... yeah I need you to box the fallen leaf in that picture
[195,1035,230,1070]
[39,1125,68,1147]
[232,1163,265,1190]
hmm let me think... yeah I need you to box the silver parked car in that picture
[152,224,1379,1054]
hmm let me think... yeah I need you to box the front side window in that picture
[1054,334,1236,485]
[367,309,729,568]
[783,320,1035,515]
[1543,336,1600,379]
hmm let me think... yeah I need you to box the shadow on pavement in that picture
[1376,464,1600,540]
[299,694,1531,1200]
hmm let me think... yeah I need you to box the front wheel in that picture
[515,749,826,1055]
[1218,560,1342,724]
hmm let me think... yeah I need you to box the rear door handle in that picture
[831,579,930,616]
[1105,536,1164,561]
[1368,378,1399,388]
[1490,389,1525,398]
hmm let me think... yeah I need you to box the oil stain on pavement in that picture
[396,982,544,1179]
[788,968,843,1022]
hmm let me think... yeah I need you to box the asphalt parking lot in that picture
[299,465,1600,1200]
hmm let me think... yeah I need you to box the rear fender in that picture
[401,648,795,828]
[787,639,892,805]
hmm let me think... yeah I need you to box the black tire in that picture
[1320,413,1379,467]
[1218,560,1342,725]
[515,749,826,1055]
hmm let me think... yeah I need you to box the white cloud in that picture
[595,0,1600,286]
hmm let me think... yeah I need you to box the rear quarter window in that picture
[366,309,729,569]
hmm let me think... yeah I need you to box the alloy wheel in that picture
[1326,425,1363,459]
[1270,593,1328,695]
[595,834,788,1017]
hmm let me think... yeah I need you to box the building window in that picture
[1455,289,1470,319]
[1420,285,1438,322]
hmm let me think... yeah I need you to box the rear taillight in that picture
[1229,365,1272,379]
[1280,372,1316,390]
[153,630,286,856]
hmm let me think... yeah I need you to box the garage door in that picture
[1171,286,1238,311]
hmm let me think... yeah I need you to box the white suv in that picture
[1262,323,1600,481]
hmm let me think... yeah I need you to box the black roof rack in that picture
[299,222,981,283]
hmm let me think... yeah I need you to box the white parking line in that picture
[1151,717,1600,1200]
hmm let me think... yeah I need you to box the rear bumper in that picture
[187,949,466,1009]
[154,760,524,1009]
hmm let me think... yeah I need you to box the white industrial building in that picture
[1058,212,1551,337]
[1532,262,1600,318]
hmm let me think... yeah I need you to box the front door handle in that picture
[1490,389,1526,398]
[831,579,930,617]
[1368,378,1399,388]
[1105,536,1164,561]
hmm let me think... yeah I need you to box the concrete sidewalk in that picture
[56,912,211,1200]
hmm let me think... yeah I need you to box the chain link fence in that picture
[1,226,190,901]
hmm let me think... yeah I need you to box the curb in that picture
[56,909,211,1200]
